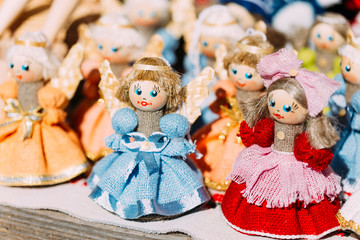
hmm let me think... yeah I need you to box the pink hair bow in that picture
[257,48,340,117]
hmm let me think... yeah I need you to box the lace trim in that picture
[336,210,360,235]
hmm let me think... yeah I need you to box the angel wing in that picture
[214,44,228,81]
[50,43,84,99]
[141,34,164,58]
[179,66,215,124]
[77,23,102,61]
[99,60,129,117]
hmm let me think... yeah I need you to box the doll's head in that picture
[124,0,170,28]
[118,57,183,113]
[338,36,360,85]
[6,31,60,82]
[310,13,350,53]
[223,34,273,91]
[241,48,340,149]
[90,14,146,64]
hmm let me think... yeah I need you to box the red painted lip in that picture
[320,43,327,49]
[103,56,110,60]
[273,113,284,119]
[138,101,152,106]
[236,82,246,87]
[16,75,22,79]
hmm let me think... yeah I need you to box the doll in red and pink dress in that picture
[221,48,342,239]
[191,32,273,193]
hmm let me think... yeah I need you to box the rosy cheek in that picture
[22,71,34,82]
[131,94,143,106]
[344,72,358,83]
[150,95,163,109]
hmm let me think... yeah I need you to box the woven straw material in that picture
[273,121,303,153]
[222,182,341,239]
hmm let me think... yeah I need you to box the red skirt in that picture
[221,182,340,239]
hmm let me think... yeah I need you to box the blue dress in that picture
[332,91,360,194]
[87,108,210,219]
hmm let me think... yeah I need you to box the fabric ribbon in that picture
[257,48,340,117]
[0,99,45,140]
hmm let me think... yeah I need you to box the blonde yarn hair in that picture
[6,31,60,80]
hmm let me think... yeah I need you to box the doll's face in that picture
[128,4,163,27]
[268,89,308,125]
[95,38,138,64]
[341,56,360,84]
[9,55,43,82]
[228,64,263,91]
[129,80,168,111]
[199,35,229,58]
[311,23,345,52]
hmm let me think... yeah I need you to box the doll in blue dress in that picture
[88,57,213,219]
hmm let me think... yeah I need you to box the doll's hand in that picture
[43,108,67,125]
[238,120,255,147]
[160,114,190,139]
[294,133,333,171]
[111,108,138,135]
[254,118,275,147]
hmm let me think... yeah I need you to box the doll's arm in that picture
[350,91,360,131]
[294,132,333,171]
[253,118,275,147]
[38,85,68,125]
[239,118,275,147]
[0,81,17,101]
[238,120,255,147]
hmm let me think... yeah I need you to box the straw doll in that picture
[191,33,274,194]
[87,57,214,219]
[221,48,342,238]
[0,32,89,186]
[298,12,350,79]
[184,5,245,130]
[71,13,146,161]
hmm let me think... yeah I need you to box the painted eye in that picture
[245,72,253,79]
[328,35,334,41]
[316,33,321,39]
[232,68,237,75]
[9,62,14,69]
[21,64,29,71]
[214,43,218,49]
[150,90,158,97]
[138,10,144,17]
[97,44,103,50]
[111,47,119,52]
[270,99,275,107]
[345,65,351,72]
[151,12,157,18]
[283,104,292,112]
[202,41,208,47]
[136,88,142,95]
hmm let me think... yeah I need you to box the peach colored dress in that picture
[191,83,262,191]
[0,81,90,186]
[70,70,113,161]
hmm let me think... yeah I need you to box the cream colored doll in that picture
[184,5,245,129]
[72,13,147,161]
[0,31,89,186]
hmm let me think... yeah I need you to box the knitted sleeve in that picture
[294,132,333,171]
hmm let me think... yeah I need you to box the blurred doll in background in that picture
[298,12,350,78]
[191,31,273,198]
[0,31,89,186]
[184,5,245,131]
[70,13,146,161]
